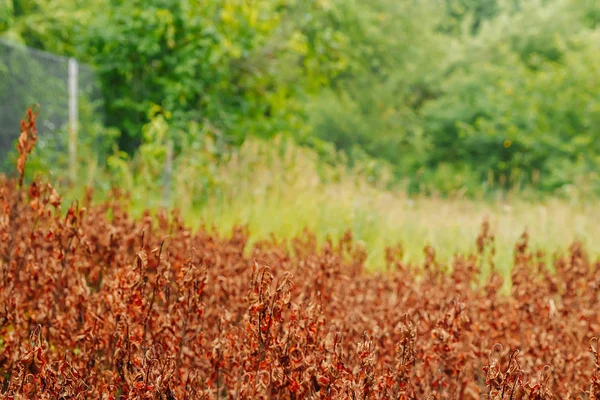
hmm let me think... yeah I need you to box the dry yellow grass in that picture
[179,138,600,272]
[65,135,600,273]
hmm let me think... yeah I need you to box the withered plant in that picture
[1,107,600,399]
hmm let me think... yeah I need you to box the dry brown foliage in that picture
[15,106,39,188]
[1,108,600,399]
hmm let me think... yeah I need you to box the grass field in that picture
[58,136,600,276]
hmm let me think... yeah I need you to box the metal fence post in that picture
[68,57,78,182]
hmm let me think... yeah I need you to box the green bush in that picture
[2,0,600,197]
[422,0,600,194]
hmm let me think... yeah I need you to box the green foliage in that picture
[421,0,600,194]
[308,0,447,173]
[3,0,340,151]
[309,0,600,196]
[73,0,343,152]
[2,0,600,197]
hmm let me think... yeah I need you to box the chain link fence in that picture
[0,39,104,176]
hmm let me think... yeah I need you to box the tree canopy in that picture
[1,0,599,196]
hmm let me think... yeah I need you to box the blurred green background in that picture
[1,0,600,268]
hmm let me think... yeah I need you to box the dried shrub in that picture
[1,108,600,398]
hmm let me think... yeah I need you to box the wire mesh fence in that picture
[0,39,104,176]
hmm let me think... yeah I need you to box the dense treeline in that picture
[1,0,599,195]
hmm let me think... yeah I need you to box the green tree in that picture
[421,0,600,193]
[307,0,448,174]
